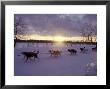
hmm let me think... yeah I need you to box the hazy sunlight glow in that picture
[53,36,66,42]
[16,34,96,42]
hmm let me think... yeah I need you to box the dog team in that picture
[21,46,97,62]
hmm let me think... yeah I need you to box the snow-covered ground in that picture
[14,42,97,76]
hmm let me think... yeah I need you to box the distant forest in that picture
[15,39,97,45]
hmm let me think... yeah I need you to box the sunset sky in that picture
[14,14,97,42]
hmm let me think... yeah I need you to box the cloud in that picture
[15,14,97,37]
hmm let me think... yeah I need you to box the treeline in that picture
[15,39,97,45]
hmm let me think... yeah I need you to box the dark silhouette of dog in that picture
[80,47,85,52]
[80,47,88,53]
[92,46,97,51]
[68,49,77,55]
[21,51,39,62]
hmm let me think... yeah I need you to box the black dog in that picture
[80,47,85,52]
[68,49,77,55]
[92,46,97,51]
[21,51,39,62]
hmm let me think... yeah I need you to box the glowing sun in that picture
[53,36,65,42]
